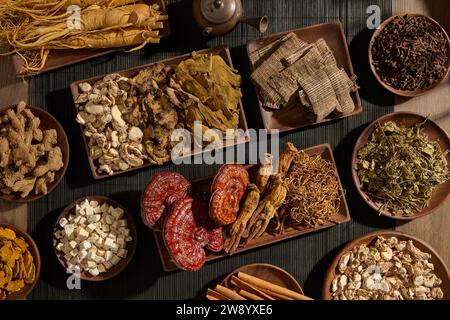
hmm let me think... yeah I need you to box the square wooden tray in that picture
[154,143,351,272]
[70,46,249,180]
[246,21,363,133]
[12,0,171,76]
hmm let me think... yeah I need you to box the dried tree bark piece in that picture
[209,164,249,226]
[141,172,191,230]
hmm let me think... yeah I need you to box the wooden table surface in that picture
[0,0,448,276]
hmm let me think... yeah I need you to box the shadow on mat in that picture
[47,88,97,189]
[348,28,395,108]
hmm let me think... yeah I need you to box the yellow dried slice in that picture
[0,228,16,240]
[0,227,36,298]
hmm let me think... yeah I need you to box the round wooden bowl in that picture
[0,223,41,300]
[322,230,450,300]
[0,105,69,202]
[352,112,450,220]
[369,13,450,97]
[222,263,303,294]
[53,196,137,282]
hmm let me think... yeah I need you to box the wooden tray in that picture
[322,230,450,300]
[246,21,362,133]
[12,0,171,76]
[53,196,137,282]
[70,46,249,180]
[154,143,351,272]
[352,112,450,220]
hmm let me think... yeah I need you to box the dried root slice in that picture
[141,172,191,230]
[163,197,223,271]
[224,184,260,254]
[243,176,287,243]
[255,153,273,194]
[209,164,249,226]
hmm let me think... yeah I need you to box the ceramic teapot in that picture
[192,0,268,36]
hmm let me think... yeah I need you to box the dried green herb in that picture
[371,15,448,91]
[356,121,449,216]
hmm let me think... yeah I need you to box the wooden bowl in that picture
[352,112,450,220]
[222,263,303,294]
[369,14,450,97]
[0,105,69,202]
[0,224,41,300]
[53,196,137,282]
[322,230,450,300]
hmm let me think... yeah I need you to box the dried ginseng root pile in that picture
[331,236,444,300]
[356,121,449,217]
[0,0,168,76]
[250,33,358,121]
[224,143,343,254]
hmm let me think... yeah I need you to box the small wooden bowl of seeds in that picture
[369,13,450,97]
[53,196,137,282]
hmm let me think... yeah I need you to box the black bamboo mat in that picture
[28,0,394,299]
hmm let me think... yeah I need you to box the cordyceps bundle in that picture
[0,0,168,76]
[284,151,341,228]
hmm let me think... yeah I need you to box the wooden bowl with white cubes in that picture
[53,196,137,281]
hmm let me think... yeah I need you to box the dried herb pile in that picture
[284,151,341,228]
[371,15,449,91]
[356,121,449,216]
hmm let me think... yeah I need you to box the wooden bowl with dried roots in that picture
[0,104,69,202]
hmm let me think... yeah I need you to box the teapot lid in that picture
[200,0,237,24]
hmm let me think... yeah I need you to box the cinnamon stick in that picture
[237,272,313,300]
[230,276,274,300]
[215,285,247,300]
[237,288,264,300]
[207,288,229,300]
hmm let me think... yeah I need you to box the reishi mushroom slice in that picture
[164,197,223,271]
[211,164,249,192]
[141,172,191,230]
[209,164,249,226]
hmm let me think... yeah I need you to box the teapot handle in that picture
[239,16,268,33]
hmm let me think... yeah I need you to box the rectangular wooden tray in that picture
[246,21,362,133]
[154,143,351,272]
[12,0,171,76]
[70,46,249,180]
